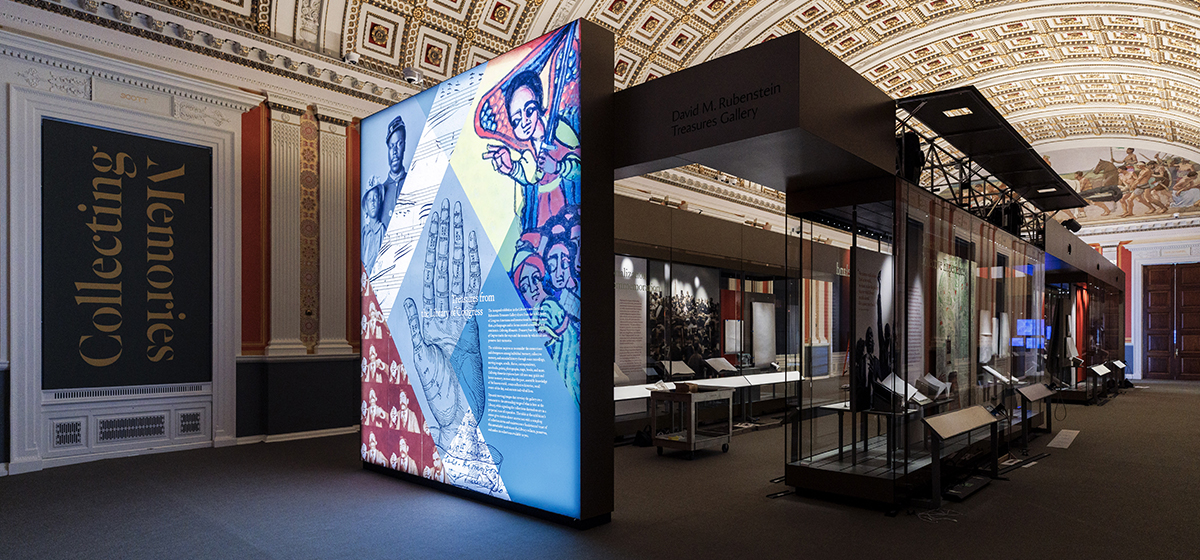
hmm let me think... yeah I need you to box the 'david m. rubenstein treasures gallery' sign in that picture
[42,119,212,390]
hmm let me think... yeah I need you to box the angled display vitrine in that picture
[784,178,1047,504]
[1043,219,1126,404]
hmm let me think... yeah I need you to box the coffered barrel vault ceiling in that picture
[149,0,1200,155]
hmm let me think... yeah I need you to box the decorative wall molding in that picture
[13,66,92,99]
[174,98,231,126]
[261,424,358,443]
[1,0,395,120]
[4,33,242,471]
[0,30,258,111]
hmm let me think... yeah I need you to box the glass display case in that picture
[612,195,800,440]
[1045,279,1125,402]
[784,179,1046,504]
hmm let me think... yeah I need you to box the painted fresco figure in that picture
[1149,157,1175,213]
[1077,169,1121,217]
[482,71,580,234]
[1171,171,1200,208]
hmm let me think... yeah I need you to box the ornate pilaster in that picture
[317,114,352,354]
[298,106,321,353]
[265,105,308,355]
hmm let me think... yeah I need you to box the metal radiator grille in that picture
[97,415,166,442]
[52,420,84,448]
[178,412,202,435]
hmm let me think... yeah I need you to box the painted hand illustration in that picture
[403,199,486,451]
[483,144,515,176]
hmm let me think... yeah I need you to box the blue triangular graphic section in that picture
[473,255,581,518]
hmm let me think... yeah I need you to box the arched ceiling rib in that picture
[151,0,1200,155]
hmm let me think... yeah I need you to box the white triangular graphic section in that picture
[441,409,509,499]
[373,65,488,321]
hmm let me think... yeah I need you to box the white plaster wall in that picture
[2,30,260,474]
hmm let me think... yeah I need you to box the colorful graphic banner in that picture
[41,119,213,389]
[360,22,584,518]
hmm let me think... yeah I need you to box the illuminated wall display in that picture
[359,20,613,523]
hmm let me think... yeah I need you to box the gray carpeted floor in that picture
[2,381,1198,560]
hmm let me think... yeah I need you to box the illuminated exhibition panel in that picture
[358,21,612,522]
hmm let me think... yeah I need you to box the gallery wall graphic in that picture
[935,251,972,401]
[852,247,894,410]
[360,21,589,518]
[614,255,647,378]
[1042,145,1199,225]
[41,118,213,390]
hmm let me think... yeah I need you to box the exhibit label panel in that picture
[41,119,213,389]
[614,255,647,378]
[360,21,602,519]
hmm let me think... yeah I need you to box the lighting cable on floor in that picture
[917,508,963,524]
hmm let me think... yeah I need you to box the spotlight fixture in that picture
[1062,218,1082,233]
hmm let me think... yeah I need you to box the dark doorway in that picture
[1144,263,1200,380]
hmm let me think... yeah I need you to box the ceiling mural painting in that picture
[1044,145,1200,226]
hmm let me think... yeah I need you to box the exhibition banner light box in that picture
[358,21,614,523]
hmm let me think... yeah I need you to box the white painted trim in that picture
[0,0,406,115]
[267,115,309,356]
[262,425,359,443]
[317,124,352,354]
[237,435,267,445]
[0,463,8,477]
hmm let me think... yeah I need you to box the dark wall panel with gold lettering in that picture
[41,119,213,389]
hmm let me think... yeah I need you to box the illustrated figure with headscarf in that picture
[512,236,580,408]
[362,114,408,275]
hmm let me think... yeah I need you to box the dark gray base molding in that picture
[1,367,9,464]
[236,356,359,438]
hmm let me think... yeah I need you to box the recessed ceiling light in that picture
[943,107,973,117]
[1037,188,1056,193]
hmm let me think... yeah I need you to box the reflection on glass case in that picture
[612,247,801,433]
[784,179,1047,504]
[1045,279,1125,403]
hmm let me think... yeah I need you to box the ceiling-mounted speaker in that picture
[896,131,924,184]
